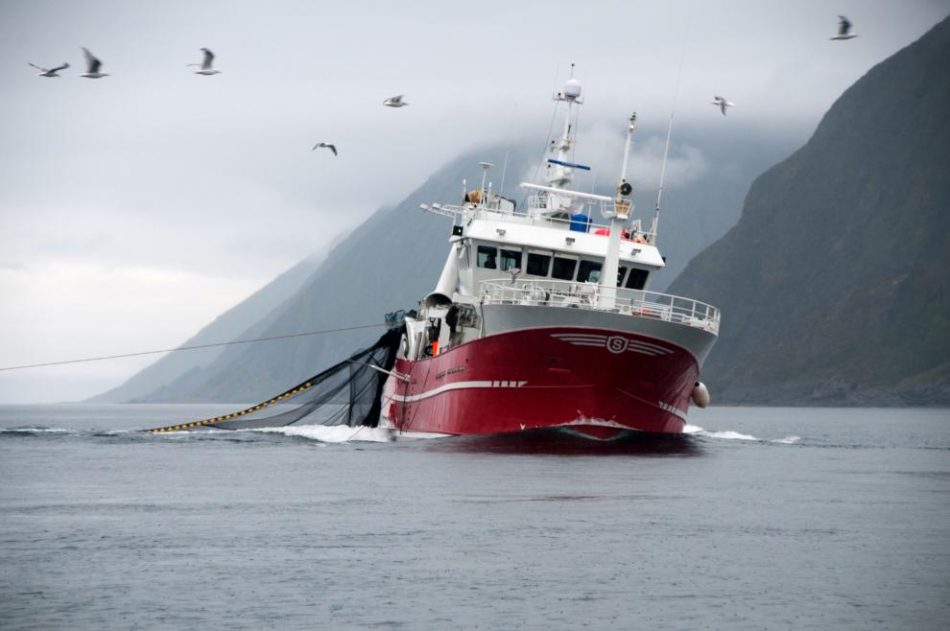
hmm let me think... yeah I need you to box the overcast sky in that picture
[1,0,947,403]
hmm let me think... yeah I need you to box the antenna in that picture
[499,150,510,198]
[532,66,563,184]
[651,8,689,245]
[651,110,674,242]
[499,102,517,197]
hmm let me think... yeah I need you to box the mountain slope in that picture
[669,17,950,405]
[88,254,325,402]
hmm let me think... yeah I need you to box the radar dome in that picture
[563,78,582,99]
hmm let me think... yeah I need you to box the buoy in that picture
[691,381,710,408]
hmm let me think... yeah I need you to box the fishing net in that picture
[148,328,402,433]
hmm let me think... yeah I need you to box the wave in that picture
[772,435,801,445]
[0,424,394,445]
[684,424,800,444]
[251,425,394,443]
[0,426,79,435]
[3,423,801,448]
[683,424,755,440]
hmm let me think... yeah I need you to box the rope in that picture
[0,323,387,372]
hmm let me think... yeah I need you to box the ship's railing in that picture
[479,279,720,334]
[422,201,655,242]
[522,194,615,219]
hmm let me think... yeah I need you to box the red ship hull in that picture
[383,327,700,438]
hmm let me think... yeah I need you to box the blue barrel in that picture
[569,213,591,233]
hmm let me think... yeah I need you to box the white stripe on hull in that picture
[391,380,528,403]
[658,400,688,421]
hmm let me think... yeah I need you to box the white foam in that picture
[685,424,801,444]
[558,417,630,429]
[682,424,758,441]
[703,429,759,440]
[253,424,394,443]
[0,427,76,434]
[772,435,801,445]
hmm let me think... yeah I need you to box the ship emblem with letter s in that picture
[606,336,629,354]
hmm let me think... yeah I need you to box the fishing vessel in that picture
[379,74,720,439]
[149,73,719,440]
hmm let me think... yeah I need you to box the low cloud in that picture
[532,121,709,197]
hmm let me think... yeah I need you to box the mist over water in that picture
[1,405,948,629]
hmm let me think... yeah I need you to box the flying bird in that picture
[711,96,734,116]
[312,142,337,156]
[383,95,408,108]
[189,48,221,75]
[80,48,108,78]
[28,62,69,77]
[831,15,858,40]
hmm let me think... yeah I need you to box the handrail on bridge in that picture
[421,201,655,242]
[478,279,720,334]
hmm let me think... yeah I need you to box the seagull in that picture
[28,62,69,77]
[383,95,408,108]
[312,142,337,156]
[189,48,221,75]
[711,95,734,116]
[831,15,858,40]
[80,48,109,78]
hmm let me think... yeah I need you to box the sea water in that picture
[1,405,948,630]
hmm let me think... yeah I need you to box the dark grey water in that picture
[1,405,949,630]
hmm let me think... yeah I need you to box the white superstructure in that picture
[409,71,718,360]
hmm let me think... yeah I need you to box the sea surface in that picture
[1,404,948,630]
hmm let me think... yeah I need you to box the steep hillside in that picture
[669,17,950,405]
[88,254,324,402]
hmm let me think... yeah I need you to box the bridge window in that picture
[526,253,550,276]
[552,256,577,281]
[500,249,522,272]
[577,260,602,283]
[618,266,628,285]
[477,245,497,269]
[625,268,649,289]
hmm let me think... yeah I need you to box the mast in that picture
[546,64,583,190]
[597,113,637,310]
